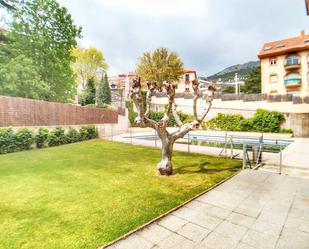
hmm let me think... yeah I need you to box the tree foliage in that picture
[241,66,261,94]
[71,47,108,89]
[79,77,96,106]
[136,47,184,89]
[96,73,111,106]
[0,0,18,10]
[0,55,48,99]
[0,0,81,102]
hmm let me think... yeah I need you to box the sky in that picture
[58,0,309,76]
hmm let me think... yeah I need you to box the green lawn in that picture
[0,139,241,249]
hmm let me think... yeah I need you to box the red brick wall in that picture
[0,96,118,127]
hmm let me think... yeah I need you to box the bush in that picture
[79,125,97,140]
[127,100,138,126]
[66,128,80,143]
[0,128,17,154]
[203,109,287,133]
[15,128,34,151]
[35,128,49,148]
[48,127,67,147]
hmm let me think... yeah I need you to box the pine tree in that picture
[96,73,111,107]
[82,77,96,105]
[241,66,261,94]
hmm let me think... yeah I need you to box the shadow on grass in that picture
[174,160,241,175]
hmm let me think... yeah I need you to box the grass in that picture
[0,139,242,249]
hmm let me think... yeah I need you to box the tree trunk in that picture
[157,131,174,176]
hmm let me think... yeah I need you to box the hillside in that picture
[206,61,260,82]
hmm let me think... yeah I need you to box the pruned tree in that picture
[130,77,216,176]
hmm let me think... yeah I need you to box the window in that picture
[270,74,278,83]
[270,58,277,66]
[185,74,190,82]
[285,54,300,66]
[276,44,285,48]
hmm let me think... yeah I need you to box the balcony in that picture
[284,56,301,70]
[284,78,301,88]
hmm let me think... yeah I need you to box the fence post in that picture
[130,127,132,144]
[111,124,113,142]
[224,131,227,157]
[243,143,247,169]
[230,135,234,159]
[279,145,282,175]
[187,132,190,153]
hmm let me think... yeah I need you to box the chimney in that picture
[301,30,305,36]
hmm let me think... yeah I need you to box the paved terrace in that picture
[103,170,309,249]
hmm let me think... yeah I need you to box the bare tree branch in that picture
[172,103,183,127]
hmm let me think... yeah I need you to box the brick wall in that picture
[0,96,118,127]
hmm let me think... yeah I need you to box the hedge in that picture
[202,109,292,134]
[0,125,98,155]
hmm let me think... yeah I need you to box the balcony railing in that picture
[284,78,301,87]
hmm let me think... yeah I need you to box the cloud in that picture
[58,0,309,76]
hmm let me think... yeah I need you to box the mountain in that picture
[205,61,260,82]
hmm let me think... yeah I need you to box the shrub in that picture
[79,125,97,140]
[66,128,80,143]
[0,128,17,154]
[250,109,285,133]
[15,128,34,151]
[127,100,138,126]
[48,127,67,147]
[35,128,49,148]
[203,109,287,133]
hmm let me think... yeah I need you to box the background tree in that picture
[241,66,261,94]
[136,47,184,89]
[0,0,18,10]
[0,0,82,102]
[131,49,215,176]
[0,55,48,99]
[97,73,112,106]
[71,47,108,90]
[79,77,96,106]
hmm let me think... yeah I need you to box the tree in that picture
[222,86,235,94]
[131,65,216,175]
[136,47,184,89]
[1,0,82,102]
[0,0,18,10]
[79,77,96,106]
[96,73,111,106]
[71,47,108,90]
[0,55,49,99]
[241,66,261,94]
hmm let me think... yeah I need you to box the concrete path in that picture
[103,170,309,249]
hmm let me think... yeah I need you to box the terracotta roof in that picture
[184,70,196,74]
[258,32,309,59]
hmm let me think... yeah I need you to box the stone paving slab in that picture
[103,170,309,249]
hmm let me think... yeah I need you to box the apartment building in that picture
[176,70,197,93]
[258,31,309,97]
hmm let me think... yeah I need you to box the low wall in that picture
[0,96,118,127]
[6,113,129,139]
[151,102,309,138]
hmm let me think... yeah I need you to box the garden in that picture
[0,139,241,249]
